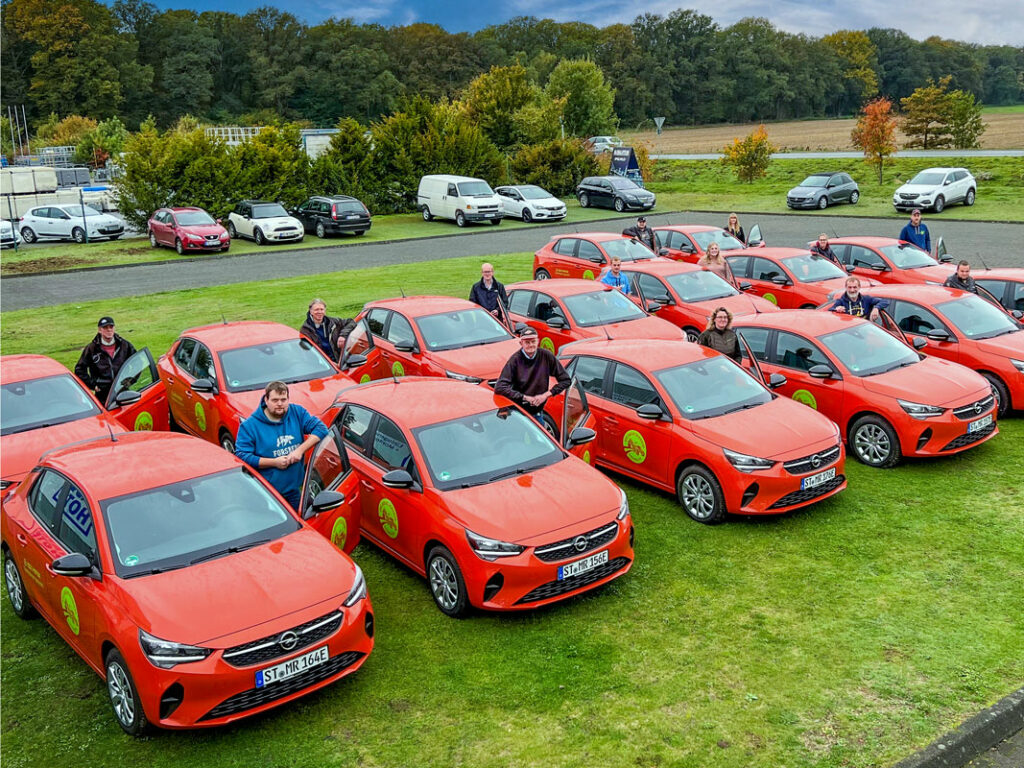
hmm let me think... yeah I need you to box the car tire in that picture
[20,227,37,243]
[683,326,700,343]
[933,196,945,213]
[579,193,590,208]
[455,211,467,228]
[426,546,469,618]
[981,373,1010,419]
[3,549,37,620]
[800,303,818,310]
[965,188,976,206]
[316,221,326,238]
[817,196,828,210]
[221,246,229,252]
[105,649,150,736]
[148,231,158,248]
[219,429,236,453]
[522,209,533,223]
[254,227,266,245]
[849,415,901,468]
[676,465,727,524]
[175,238,184,255]
[534,268,551,280]
[72,227,86,243]
[849,190,860,204]
[614,197,626,212]
[489,219,500,226]
[421,206,433,221]
[226,221,237,238]
[355,230,366,236]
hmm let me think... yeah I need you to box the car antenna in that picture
[399,286,406,298]
[220,310,228,325]
[975,251,990,270]
[831,222,840,238]
[106,423,118,442]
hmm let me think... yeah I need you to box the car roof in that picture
[615,260,701,276]
[239,199,276,205]
[1,354,75,384]
[339,377,513,428]
[558,338,715,369]
[166,207,205,213]
[421,175,484,184]
[178,320,300,348]
[974,268,1024,280]
[312,195,359,202]
[362,295,481,316]
[733,309,865,336]
[652,224,721,234]
[828,236,901,247]
[913,167,965,173]
[508,279,618,296]
[730,247,812,260]
[549,231,629,243]
[41,432,244,501]
[865,284,972,303]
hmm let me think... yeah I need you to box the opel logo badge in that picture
[278,631,299,651]
[573,536,588,552]
[974,402,982,414]
[810,454,822,469]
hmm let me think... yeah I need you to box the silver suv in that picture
[893,167,976,213]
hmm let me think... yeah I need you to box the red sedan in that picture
[726,247,873,309]
[148,207,230,255]
[1,431,372,732]
[824,236,954,285]
[653,224,764,263]
[533,231,666,281]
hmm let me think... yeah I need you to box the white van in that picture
[417,175,504,227]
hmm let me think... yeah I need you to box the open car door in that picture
[104,347,170,432]
[746,224,764,247]
[299,422,361,554]
[736,332,773,386]
[561,377,597,463]
[339,318,382,382]
[874,309,928,352]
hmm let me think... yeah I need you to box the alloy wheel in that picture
[107,662,136,728]
[4,558,24,613]
[429,557,460,612]
[681,474,716,519]
[854,424,891,465]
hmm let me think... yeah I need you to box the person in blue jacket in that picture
[234,381,328,509]
[600,257,631,294]
[829,276,889,321]
[899,209,931,253]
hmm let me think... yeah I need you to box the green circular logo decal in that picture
[582,269,595,280]
[360,374,371,384]
[330,517,348,550]
[763,292,778,305]
[378,499,399,538]
[61,587,80,636]
[582,449,591,465]
[792,389,818,409]
[623,429,647,464]
[391,361,405,377]
[133,411,153,431]
[540,337,555,353]
[194,402,207,432]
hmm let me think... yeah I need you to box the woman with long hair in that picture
[697,242,734,284]
[725,213,745,244]
[696,306,741,362]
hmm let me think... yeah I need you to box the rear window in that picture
[333,201,365,214]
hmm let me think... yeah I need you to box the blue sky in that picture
[147,0,1021,45]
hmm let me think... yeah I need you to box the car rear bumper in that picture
[326,220,371,233]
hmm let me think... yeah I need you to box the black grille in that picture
[222,611,343,668]
[900,193,919,200]
[515,557,630,604]
[767,475,845,510]
[274,226,299,232]
[198,651,364,722]
[98,226,123,234]
[941,422,995,451]
[782,445,841,475]
[534,522,618,562]
[951,396,994,420]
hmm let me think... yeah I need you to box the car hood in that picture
[690,293,780,319]
[441,457,621,545]
[427,339,521,380]
[88,213,123,227]
[0,221,14,234]
[690,396,839,458]
[228,373,352,423]
[179,223,227,237]
[895,183,941,195]
[590,315,685,340]
[252,216,302,228]
[974,330,1024,359]
[897,264,954,283]
[860,356,987,406]
[795,276,852,297]
[1,414,122,487]
[111,528,359,646]
[788,185,826,196]
[621,189,655,199]
[527,197,565,208]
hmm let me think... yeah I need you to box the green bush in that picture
[510,138,598,196]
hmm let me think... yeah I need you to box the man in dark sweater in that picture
[943,261,979,294]
[299,298,356,362]
[495,327,571,422]
[469,263,508,316]
[74,316,137,404]
[622,216,657,253]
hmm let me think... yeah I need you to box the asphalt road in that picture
[3,211,1022,311]
[965,727,1024,768]
[655,150,1024,159]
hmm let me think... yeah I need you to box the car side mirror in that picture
[341,353,368,370]
[636,403,664,420]
[926,329,950,342]
[658,248,669,257]
[870,264,888,271]
[1012,310,1023,320]
[808,365,833,379]
[680,244,695,253]
[514,322,528,334]
[939,255,953,263]
[589,256,605,264]
[654,295,672,305]
[646,302,661,313]
[768,372,787,389]
[771,275,791,286]
[739,281,752,291]
[912,337,928,350]
[382,469,414,489]
[845,264,855,273]
[567,427,596,447]
[51,553,93,577]
[113,389,142,407]
[305,490,346,518]
[394,342,418,354]
[547,316,567,329]
[944,179,951,186]
[191,378,217,393]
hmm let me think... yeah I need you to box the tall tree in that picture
[822,30,880,113]
[851,97,897,183]
[461,64,539,150]
[240,7,306,116]
[545,58,617,137]
[900,77,954,149]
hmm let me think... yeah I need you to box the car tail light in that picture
[362,205,370,217]
[331,205,338,221]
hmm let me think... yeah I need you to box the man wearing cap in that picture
[622,216,657,253]
[74,316,137,404]
[495,327,571,424]
[899,209,931,253]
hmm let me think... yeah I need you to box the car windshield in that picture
[415,308,513,351]
[879,243,938,269]
[1,374,101,436]
[608,177,639,190]
[781,253,848,283]
[689,229,746,251]
[413,408,563,490]
[252,204,288,218]
[101,468,300,576]
[820,323,919,377]
[219,339,336,392]
[518,186,550,200]
[60,205,100,217]
[909,171,946,186]
[664,270,738,302]
[798,174,831,188]
[936,294,1021,340]
[458,181,494,197]
[602,239,657,261]
[563,289,647,326]
[654,356,771,420]
[175,211,216,226]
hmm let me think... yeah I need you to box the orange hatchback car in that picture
[532,232,666,281]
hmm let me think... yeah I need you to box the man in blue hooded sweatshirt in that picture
[235,380,328,509]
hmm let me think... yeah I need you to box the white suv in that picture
[226,200,304,245]
[893,167,976,213]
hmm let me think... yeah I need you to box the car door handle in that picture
[361,481,374,491]
[16,534,28,545]
[605,416,619,424]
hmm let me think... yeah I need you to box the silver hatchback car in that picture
[893,167,976,213]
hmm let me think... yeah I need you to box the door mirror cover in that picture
[394,342,417,354]
[926,329,950,342]
[636,403,664,420]
[567,426,596,447]
[771,275,791,286]
[191,378,216,393]
[113,389,142,407]
[646,302,662,313]
[306,490,346,518]
[808,364,833,379]
[739,281,752,291]
[342,353,368,370]
[912,337,928,349]
[768,372,787,389]
[845,264,856,273]
[546,317,567,329]
[52,552,93,577]
[382,469,414,489]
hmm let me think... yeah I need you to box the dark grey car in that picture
[786,172,859,210]
[576,176,656,212]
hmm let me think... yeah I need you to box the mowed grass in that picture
[2,253,1023,767]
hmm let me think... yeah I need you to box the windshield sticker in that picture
[439,471,451,481]
[133,411,153,431]
[124,555,140,566]
[231,380,240,387]
[61,587,80,636]
[378,499,399,538]
[792,389,818,409]
[623,430,647,464]
[330,518,347,550]
[195,402,207,431]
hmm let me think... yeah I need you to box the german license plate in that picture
[558,549,608,580]
[801,467,836,490]
[485,213,495,217]
[968,414,993,433]
[255,645,328,688]
[346,214,359,219]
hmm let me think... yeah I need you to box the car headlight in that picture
[445,370,483,384]
[1010,359,1024,373]
[343,565,367,607]
[898,399,946,419]
[466,528,525,559]
[617,488,630,521]
[723,448,775,472]
[139,629,211,668]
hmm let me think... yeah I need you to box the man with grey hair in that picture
[299,298,356,361]
[469,262,508,316]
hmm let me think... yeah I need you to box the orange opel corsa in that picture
[725,247,874,309]
[532,232,668,281]
[823,236,954,285]
[653,223,764,262]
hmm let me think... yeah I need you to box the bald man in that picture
[469,262,508,316]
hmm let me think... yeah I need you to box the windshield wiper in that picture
[123,563,188,578]
[719,402,763,416]
[868,360,917,376]
[190,538,272,565]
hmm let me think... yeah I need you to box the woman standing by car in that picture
[697,307,741,362]
[725,213,745,244]
[698,242,735,284]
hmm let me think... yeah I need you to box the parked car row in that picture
[787,167,977,213]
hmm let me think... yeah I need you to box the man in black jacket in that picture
[495,327,570,423]
[809,233,842,267]
[300,298,356,362]
[622,216,657,253]
[469,263,508,316]
[943,261,979,294]
[74,316,136,404]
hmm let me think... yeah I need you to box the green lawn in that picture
[981,104,1024,114]
[2,254,1023,768]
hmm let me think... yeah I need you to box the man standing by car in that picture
[601,257,632,294]
[829,277,889,321]
[943,260,979,294]
[495,327,571,424]
[622,216,657,253]
[74,316,136,404]
[810,233,842,267]
[300,298,355,362]
[899,209,931,253]
[469,263,508,316]
[234,381,328,509]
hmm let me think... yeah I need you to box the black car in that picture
[292,195,372,238]
[576,176,656,212]
[786,172,859,210]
